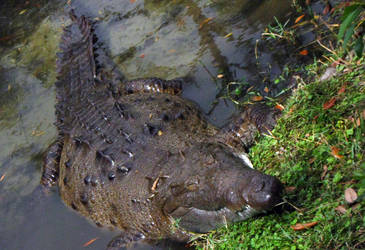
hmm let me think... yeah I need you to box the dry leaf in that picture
[320,67,336,81]
[224,32,233,38]
[344,188,357,204]
[0,174,5,182]
[305,0,311,5]
[168,49,176,53]
[330,146,343,159]
[251,96,263,102]
[139,53,145,58]
[8,85,11,91]
[199,17,213,29]
[337,84,346,94]
[323,97,336,110]
[275,103,284,111]
[285,186,296,192]
[19,9,27,15]
[295,15,305,24]
[291,221,318,230]
[299,49,308,56]
[321,165,328,180]
[217,74,224,79]
[264,87,269,93]
[83,237,99,247]
[130,0,136,3]
[323,4,330,15]
[158,130,163,136]
[335,205,347,215]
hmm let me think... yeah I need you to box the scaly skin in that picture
[42,11,282,248]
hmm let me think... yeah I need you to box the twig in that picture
[316,40,350,65]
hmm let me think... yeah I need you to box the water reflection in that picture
[0,0,291,249]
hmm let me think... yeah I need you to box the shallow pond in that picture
[0,0,291,249]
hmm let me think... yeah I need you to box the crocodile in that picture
[41,11,282,249]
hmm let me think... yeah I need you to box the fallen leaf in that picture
[8,85,11,91]
[83,237,99,247]
[264,87,269,93]
[299,49,308,56]
[291,221,318,230]
[31,130,45,137]
[217,74,224,79]
[139,53,145,58]
[19,9,27,15]
[331,146,343,159]
[0,174,5,182]
[251,96,263,101]
[337,84,346,94]
[335,205,347,215]
[224,32,233,38]
[323,4,330,15]
[199,17,213,29]
[295,15,305,24]
[275,103,284,111]
[305,0,311,5]
[285,186,296,192]
[168,49,176,53]
[158,130,163,136]
[321,165,328,180]
[345,188,357,204]
[130,0,136,3]
[323,97,336,110]
[320,67,336,81]
[67,0,71,5]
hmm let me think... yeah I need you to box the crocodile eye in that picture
[251,176,265,192]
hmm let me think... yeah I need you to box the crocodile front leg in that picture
[217,103,281,153]
[41,140,63,187]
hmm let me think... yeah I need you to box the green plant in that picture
[338,2,365,57]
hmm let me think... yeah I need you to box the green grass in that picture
[194,56,365,249]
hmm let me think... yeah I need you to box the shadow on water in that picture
[0,0,291,249]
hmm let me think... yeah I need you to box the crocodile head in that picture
[163,144,283,233]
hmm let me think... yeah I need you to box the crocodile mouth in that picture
[171,205,260,234]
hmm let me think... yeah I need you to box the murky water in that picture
[0,0,291,249]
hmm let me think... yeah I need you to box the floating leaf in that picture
[251,96,263,101]
[275,103,284,111]
[291,221,318,230]
[224,32,233,38]
[345,188,357,204]
[331,146,343,159]
[217,74,224,78]
[323,97,336,110]
[295,15,305,24]
[199,17,213,29]
[299,49,308,55]
[83,237,99,247]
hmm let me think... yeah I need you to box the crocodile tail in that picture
[55,10,97,105]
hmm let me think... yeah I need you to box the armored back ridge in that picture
[42,11,282,249]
